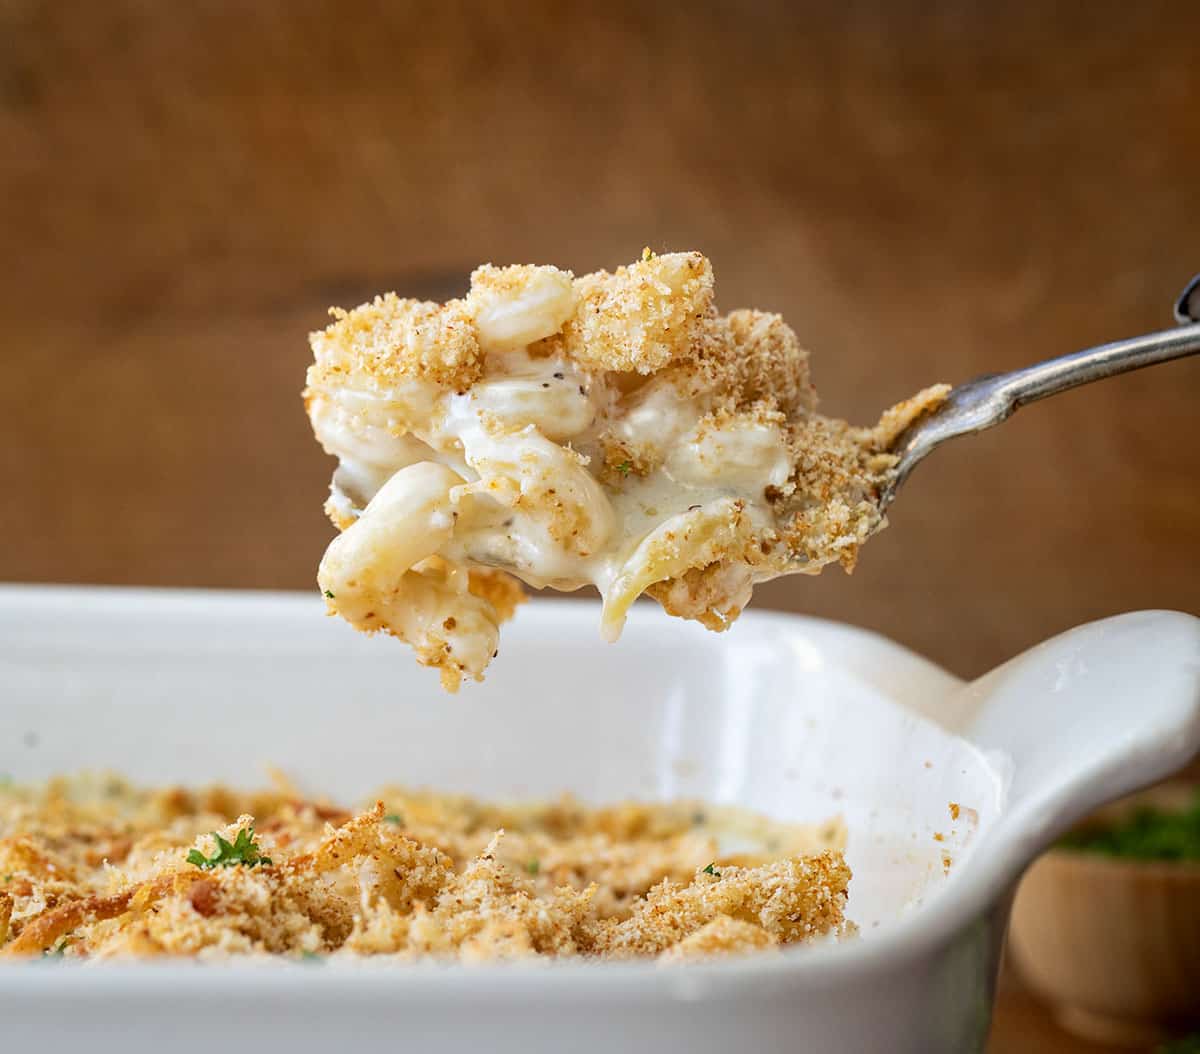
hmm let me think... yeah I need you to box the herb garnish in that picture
[641,247,654,262]
[44,937,72,959]
[323,589,335,600]
[383,813,403,826]
[526,859,540,875]
[702,862,721,878]
[187,827,273,870]
[616,461,632,476]
[1058,790,1200,861]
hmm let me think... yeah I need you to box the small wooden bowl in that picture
[1008,782,1200,1046]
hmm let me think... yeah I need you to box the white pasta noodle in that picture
[600,499,763,641]
[665,419,791,489]
[468,265,576,352]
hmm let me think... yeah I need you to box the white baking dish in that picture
[1,586,1197,1053]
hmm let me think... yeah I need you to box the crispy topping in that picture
[0,775,850,962]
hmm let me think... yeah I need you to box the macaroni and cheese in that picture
[305,251,946,689]
[0,775,850,962]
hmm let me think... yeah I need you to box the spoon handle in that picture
[883,274,1200,507]
[998,316,1200,408]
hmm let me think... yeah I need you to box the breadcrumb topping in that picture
[562,252,714,374]
[308,294,483,395]
[0,776,850,964]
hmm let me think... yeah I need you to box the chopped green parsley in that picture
[187,827,272,870]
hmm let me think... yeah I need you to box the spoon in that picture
[880,273,1200,509]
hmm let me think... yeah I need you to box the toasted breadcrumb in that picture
[672,311,819,417]
[591,853,853,960]
[466,568,526,623]
[308,294,482,395]
[600,437,656,482]
[658,915,778,962]
[563,252,714,373]
[0,892,11,945]
[646,560,752,631]
[0,776,850,963]
[866,384,952,450]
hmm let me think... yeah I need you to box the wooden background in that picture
[2,0,1197,679]
[2,2,1198,1046]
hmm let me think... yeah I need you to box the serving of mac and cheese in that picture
[305,250,946,689]
[0,775,850,962]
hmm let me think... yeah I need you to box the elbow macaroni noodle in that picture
[305,251,947,690]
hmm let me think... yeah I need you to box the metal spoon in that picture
[880,273,1200,509]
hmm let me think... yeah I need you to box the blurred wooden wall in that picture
[1,0,1197,677]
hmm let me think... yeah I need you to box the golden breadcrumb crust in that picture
[305,252,714,398]
[659,915,779,961]
[562,252,714,373]
[646,562,750,632]
[308,294,482,397]
[0,776,850,963]
[465,568,526,623]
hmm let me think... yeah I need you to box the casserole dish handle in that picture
[956,610,1200,872]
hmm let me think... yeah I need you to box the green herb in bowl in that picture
[1057,789,1200,861]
